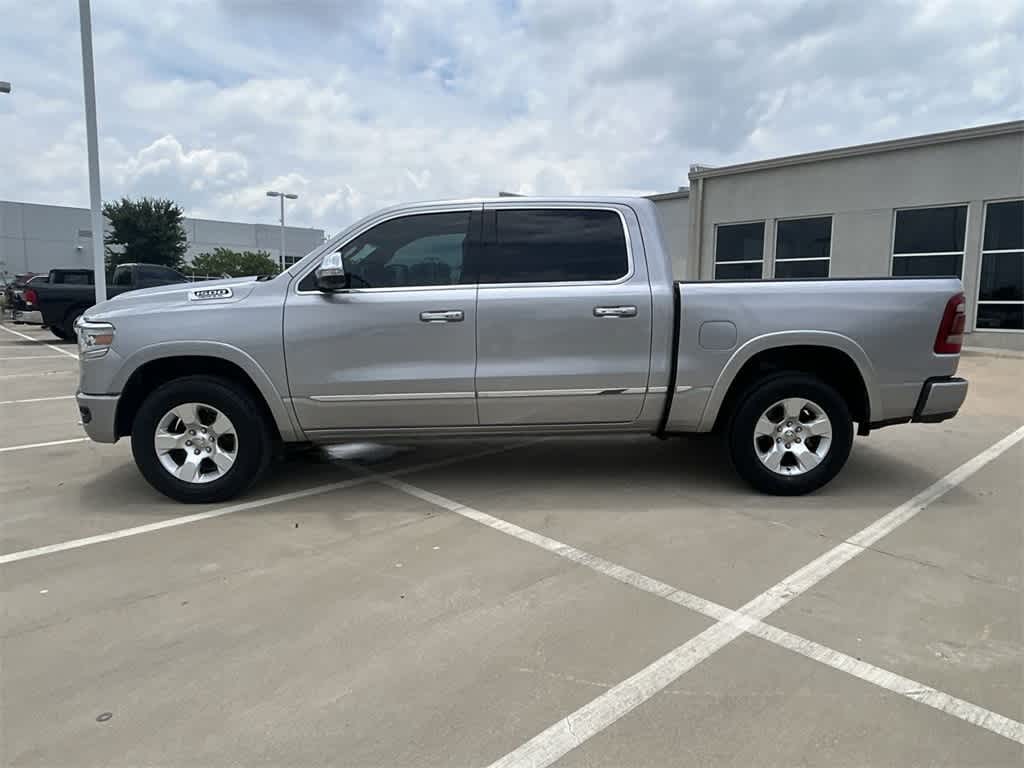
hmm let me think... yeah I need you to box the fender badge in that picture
[189,287,233,301]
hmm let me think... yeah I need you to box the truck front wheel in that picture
[728,373,853,495]
[131,375,272,503]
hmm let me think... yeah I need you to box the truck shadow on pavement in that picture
[77,434,958,517]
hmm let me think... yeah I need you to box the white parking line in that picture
[373,424,1024,763]
[377,472,1024,746]
[0,324,79,359]
[0,437,88,454]
[0,442,531,565]
[0,370,76,380]
[0,354,73,360]
[0,395,76,405]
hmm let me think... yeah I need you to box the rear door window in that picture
[138,265,186,285]
[482,209,629,284]
[52,271,93,285]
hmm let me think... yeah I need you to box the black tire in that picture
[50,326,71,340]
[728,373,853,496]
[63,308,85,341]
[131,375,272,503]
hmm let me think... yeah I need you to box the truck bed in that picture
[661,276,963,433]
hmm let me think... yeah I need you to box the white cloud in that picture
[0,0,1021,233]
[115,135,248,195]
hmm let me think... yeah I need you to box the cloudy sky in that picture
[1,0,1021,231]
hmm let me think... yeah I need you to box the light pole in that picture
[266,190,298,271]
[0,81,7,276]
[78,0,106,302]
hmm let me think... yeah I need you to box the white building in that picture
[647,120,1024,350]
[0,200,325,276]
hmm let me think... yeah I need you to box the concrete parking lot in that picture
[1,321,1022,767]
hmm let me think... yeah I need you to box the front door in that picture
[475,204,653,425]
[284,207,481,432]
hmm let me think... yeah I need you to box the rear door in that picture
[475,204,653,425]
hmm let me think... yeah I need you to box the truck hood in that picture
[85,276,264,321]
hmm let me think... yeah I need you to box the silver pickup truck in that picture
[75,197,968,503]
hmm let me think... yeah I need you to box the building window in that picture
[891,205,967,277]
[977,199,1024,331]
[774,217,831,278]
[715,222,764,280]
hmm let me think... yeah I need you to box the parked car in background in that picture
[3,272,40,303]
[74,197,969,503]
[21,263,189,339]
[5,273,48,325]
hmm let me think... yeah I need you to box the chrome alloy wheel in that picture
[154,402,238,484]
[752,397,832,476]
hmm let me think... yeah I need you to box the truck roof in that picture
[379,195,655,208]
[356,196,659,224]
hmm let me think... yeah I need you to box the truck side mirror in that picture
[315,252,349,292]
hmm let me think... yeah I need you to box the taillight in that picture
[934,292,966,354]
[23,288,38,305]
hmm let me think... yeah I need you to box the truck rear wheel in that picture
[728,373,853,495]
[63,309,84,341]
[131,375,272,503]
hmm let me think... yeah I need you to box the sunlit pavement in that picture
[2,321,1022,767]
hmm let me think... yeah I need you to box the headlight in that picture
[75,318,115,359]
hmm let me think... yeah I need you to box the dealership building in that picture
[0,201,325,277]
[648,119,1024,350]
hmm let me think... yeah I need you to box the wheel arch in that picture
[701,331,881,434]
[113,342,303,443]
[55,302,91,333]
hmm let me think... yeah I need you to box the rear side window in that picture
[482,209,628,284]
[53,271,93,285]
[138,265,186,285]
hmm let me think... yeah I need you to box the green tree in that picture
[188,248,281,278]
[103,197,188,271]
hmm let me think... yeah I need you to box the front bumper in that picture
[914,376,969,423]
[76,392,120,443]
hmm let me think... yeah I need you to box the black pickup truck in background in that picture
[16,263,189,339]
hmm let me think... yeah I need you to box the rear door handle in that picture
[420,310,464,323]
[593,305,637,318]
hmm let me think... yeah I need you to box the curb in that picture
[962,346,1024,360]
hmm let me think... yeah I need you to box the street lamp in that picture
[78,0,106,302]
[266,190,298,271]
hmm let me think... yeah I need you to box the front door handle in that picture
[593,305,637,318]
[420,309,464,323]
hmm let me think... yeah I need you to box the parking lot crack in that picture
[856,544,1020,593]
[565,715,579,744]
[517,666,612,691]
